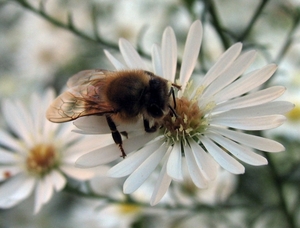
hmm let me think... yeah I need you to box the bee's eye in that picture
[147,104,163,118]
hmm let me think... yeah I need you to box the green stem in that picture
[13,0,120,50]
[274,12,300,64]
[203,0,230,50]
[265,153,296,228]
[238,0,270,41]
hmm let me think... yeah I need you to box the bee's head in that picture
[144,76,170,119]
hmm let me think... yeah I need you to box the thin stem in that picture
[11,0,117,50]
[274,12,300,64]
[265,153,297,228]
[237,0,270,41]
[203,0,230,50]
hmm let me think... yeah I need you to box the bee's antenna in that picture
[169,87,177,109]
[168,105,178,118]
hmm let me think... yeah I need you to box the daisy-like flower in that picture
[0,89,98,214]
[76,20,294,205]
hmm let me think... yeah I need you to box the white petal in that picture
[50,170,66,191]
[214,101,293,118]
[208,126,285,152]
[167,143,183,181]
[161,26,177,81]
[41,175,54,204]
[0,130,24,153]
[75,144,120,168]
[207,133,268,166]
[189,140,218,180]
[211,115,286,130]
[179,20,202,94]
[214,64,277,103]
[2,100,33,147]
[34,180,45,214]
[184,144,208,188]
[200,43,242,87]
[0,148,17,163]
[119,38,148,70]
[123,142,168,194]
[214,86,286,112]
[108,138,164,177]
[0,197,20,208]
[0,166,21,181]
[203,50,256,98]
[73,116,111,134]
[151,44,163,76]
[60,164,95,180]
[201,136,245,174]
[76,132,157,167]
[150,153,172,206]
[104,49,126,70]
[0,174,35,203]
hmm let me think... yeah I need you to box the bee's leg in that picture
[105,116,126,158]
[143,118,158,132]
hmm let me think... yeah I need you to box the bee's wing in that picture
[47,72,115,123]
[67,69,109,87]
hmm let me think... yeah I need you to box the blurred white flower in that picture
[75,20,293,205]
[0,88,99,214]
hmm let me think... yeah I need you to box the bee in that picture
[46,69,181,158]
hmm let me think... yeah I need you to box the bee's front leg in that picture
[105,115,126,158]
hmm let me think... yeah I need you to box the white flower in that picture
[76,20,293,205]
[0,89,98,214]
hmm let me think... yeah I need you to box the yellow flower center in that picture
[118,204,141,215]
[161,97,207,144]
[26,144,59,176]
[286,103,300,122]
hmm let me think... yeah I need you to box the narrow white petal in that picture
[211,115,286,130]
[179,20,203,94]
[0,149,17,163]
[207,133,268,166]
[123,142,168,194]
[76,132,157,167]
[119,38,148,70]
[150,152,172,206]
[167,143,183,181]
[0,130,24,153]
[75,144,120,168]
[201,136,245,174]
[214,64,277,103]
[104,50,126,70]
[2,100,33,147]
[50,170,66,191]
[60,164,95,180]
[0,197,20,208]
[185,144,208,188]
[214,86,286,112]
[215,101,294,119]
[41,175,54,204]
[73,116,111,134]
[0,176,35,208]
[34,180,45,214]
[0,174,28,199]
[0,166,21,181]
[161,27,177,81]
[189,140,218,180]
[200,43,242,87]
[203,50,256,98]
[208,126,285,152]
[108,139,164,177]
[151,44,163,76]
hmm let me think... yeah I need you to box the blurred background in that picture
[0,0,300,227]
